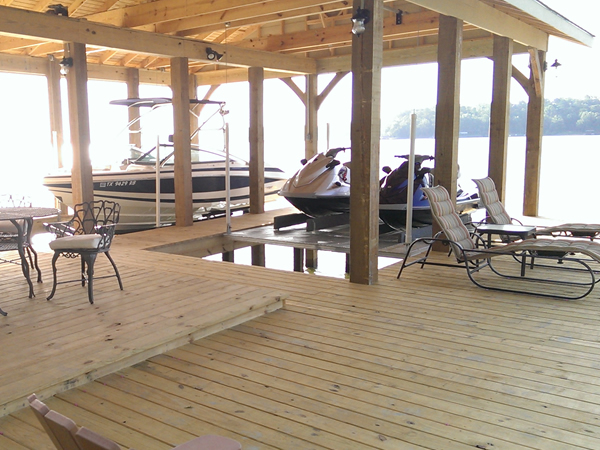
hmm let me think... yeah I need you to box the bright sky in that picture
[0,1,597,176]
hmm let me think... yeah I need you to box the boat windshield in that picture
[132,145,248,166]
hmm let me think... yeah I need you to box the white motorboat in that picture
[43,98,288,231]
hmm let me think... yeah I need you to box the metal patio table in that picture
[0,206,58,315]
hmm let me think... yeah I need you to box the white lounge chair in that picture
[397,185,600,300]
[473,177,600,240]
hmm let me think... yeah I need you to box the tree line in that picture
[384,97,600,138]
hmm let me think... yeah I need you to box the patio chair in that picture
[45,200,123,304]
[473,177,600,240]
[397,185,600,300]
[28,394,242,450]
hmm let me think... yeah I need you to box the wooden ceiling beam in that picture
[85,0,280,28]
[0,6,316,73]
[238,11,439,52]
[160,1,351,36]
[407,0,549,50]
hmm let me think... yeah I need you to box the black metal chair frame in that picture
[46,200,123,304]
[397,231,600,301]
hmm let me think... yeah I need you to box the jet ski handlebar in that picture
[395,154,435,163]
[325,147,351,158]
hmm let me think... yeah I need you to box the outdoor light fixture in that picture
[206,47,223,61]
[351,8,370,36]
[59,56,73,76]
[550,58,562,69]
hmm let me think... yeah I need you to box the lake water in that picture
[4,133,599,278]
[2,134,599,224]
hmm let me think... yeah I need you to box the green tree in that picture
[383,97,600,138]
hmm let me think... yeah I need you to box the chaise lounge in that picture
[472,176,600,240]
[397,185,600,300]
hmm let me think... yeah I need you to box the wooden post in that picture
[305,74,318,159]
[251,244,265,267]
[46,55,64,169]
[189,73,199,146]
[170,57,193,227]
[523,49,546,217]
[248,67,265,214]
[434,15,462,200]
[305,74,319,269]
[349,0,383,285]
[433,15,462,248]
[293,248,304,272]
[126,68,142,150]
[488,35,513,203]
[222,250,234,262]
[65,42,94,207]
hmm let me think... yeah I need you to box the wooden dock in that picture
[2,209,600,449]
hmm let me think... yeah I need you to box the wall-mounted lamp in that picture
[46,4,68,16]
[59,56,73,76]
[550,59,562,69]
[351,8,370,36]
[396,10,403,25]
[206,47,223,61]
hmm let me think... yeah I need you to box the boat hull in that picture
[281,194,350,218]
[43,164,287,231]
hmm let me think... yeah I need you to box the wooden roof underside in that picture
[0,0,593,84]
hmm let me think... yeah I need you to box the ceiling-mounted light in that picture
[59,56,73,76]
[46,4,68,16]
[351,8,370,36]
[206,47,223,61]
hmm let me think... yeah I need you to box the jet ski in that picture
[278,147,351,217]
[279,149,479,227]
[378,154,479,229]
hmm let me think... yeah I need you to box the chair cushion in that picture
[472,177,512,224]
[50,234,102,250]
[423,185,476,252]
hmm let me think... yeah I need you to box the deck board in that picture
[2,209,600,448]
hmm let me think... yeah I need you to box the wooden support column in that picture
[293,248,304,272]
[65,42,94,207]
[249,67,265,266]
[523,49,546,216]
[488,35,513,203]
[349,0,383,285]
[305,74,319,269]
[189,74,199,146]
[305,74,318,159]
[222,250,234,262]
[433,15,462,248]
[170,57,193,227]
[126,68,141,150]
[251,244,265,267]
[248,67,265,214]
[46,56,64,169]
[434,15,462,200]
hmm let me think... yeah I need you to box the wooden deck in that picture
[2,209,600,449]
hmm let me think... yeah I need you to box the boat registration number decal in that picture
[100,180,137,187]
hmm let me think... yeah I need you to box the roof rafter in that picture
[0,5,316,73]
